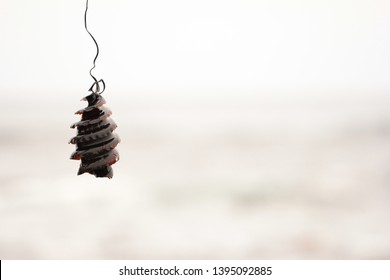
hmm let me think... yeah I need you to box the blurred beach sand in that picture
[0,90,389,259]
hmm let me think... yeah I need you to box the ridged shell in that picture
[70,93,120,178]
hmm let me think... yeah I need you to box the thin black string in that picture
[84,0,105,94]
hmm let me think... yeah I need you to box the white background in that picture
[1,0,390,93]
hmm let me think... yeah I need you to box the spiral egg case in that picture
[69,92,120,178]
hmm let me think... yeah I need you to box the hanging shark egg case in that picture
[70,0,120,179]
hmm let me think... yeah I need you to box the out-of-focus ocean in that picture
[0,91,389,259]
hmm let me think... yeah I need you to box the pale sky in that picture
[1,0,390,94]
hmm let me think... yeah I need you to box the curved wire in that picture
[84,0,105,94]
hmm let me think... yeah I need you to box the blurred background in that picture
[1,0,390,259]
